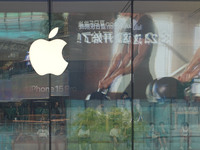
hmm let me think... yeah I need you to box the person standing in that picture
[157,122,168,150]
[179,122,192,150]
[110,123,121,150]
[36,124,49,150]
[98,13,156,99]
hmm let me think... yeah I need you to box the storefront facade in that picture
[0,0,200,150]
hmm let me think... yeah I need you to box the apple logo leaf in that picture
[48,27,59,39]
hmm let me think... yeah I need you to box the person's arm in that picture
[179,64,200,82]
[98,41,151,90]
[180,128,183,137]
[123,128,127,137]
[164,127,168,134]
[98,45,128,89]
[55,130,59,136]
[178,47,200,82]
[105,39,150,79]
[46,130,49,137]
[184,48,200,72]
[83,129,90,137]
[87,129,90,136]
[36,129,40,135]
[161,126,165,134]
[189,129,192,136]
[78,129,81,137]
[123,39,150,75]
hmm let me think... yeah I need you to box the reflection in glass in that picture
[1,1,200,150]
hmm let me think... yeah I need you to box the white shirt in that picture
[181,127,189,136]
[78,129,90,137]
[110,128,120,137]
[37,129,49,138]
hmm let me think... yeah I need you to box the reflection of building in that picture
[175,106,199,129]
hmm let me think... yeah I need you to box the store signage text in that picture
[77,32,158,44]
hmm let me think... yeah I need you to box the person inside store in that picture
[157,122,168,150]
[55,123,67,150]
[36,124,49,150]
[122,122,131,148]
[4,103,16,121]
[146,122,159,150]
[52,102,62,119]
[78,124,92,150]
[121,92,131,100]
[37,102,49,116]
[98,12,156,99]
[133,99,143,122]
[121,92,131,107]
[117,92,131,109]
[178,47,200,82]
[179,122,192,150]
[110,123,121,150]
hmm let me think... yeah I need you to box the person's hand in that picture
[178,72,191,82]
[98,79,105,90]
[98,77,111,90]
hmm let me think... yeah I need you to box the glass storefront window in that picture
[0,1,200,150]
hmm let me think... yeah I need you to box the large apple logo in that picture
[29,27,68,76]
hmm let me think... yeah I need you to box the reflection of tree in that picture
[107,107,148,142]
[107,108,131,128]
[72,107,148,143]
[73,108,105,131]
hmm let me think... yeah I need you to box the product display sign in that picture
[0,10,200,101]
[64,11,200,102]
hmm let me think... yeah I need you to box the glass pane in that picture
[133,1,200,150]
[0,1,49,150]
[1,1,200,150]
[10,100,50,150]
[66,99,132,150]
[52,1,132,150]
[0,12,49,100]
[51,1,132,98]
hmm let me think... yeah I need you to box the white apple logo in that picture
[29,27,68,76]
